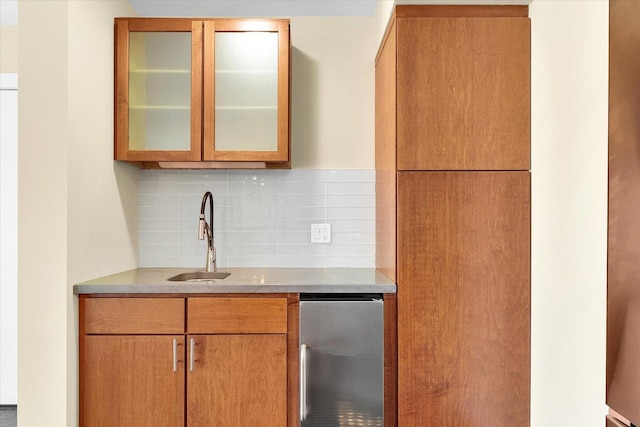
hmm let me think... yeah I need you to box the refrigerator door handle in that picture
[300,344,309,422]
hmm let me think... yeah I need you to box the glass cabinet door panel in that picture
[214,32,279,152]
[128,31,192,151]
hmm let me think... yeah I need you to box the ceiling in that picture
[127,0,380,17]
[1,0,17,25]
[1,0,532,25]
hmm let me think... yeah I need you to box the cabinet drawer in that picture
[84,298,185,334]
[187,298,287,334]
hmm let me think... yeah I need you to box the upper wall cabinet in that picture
[114,18,290,168]
[386,6,531,171]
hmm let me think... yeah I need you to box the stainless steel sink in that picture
[167,271,231,282]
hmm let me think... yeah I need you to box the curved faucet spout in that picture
[198,191,217,272]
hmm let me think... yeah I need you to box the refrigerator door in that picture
[299,297,383,427]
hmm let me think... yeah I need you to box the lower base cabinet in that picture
[80,295,293,427]
[83,335,185,427]
[188,334,287,426]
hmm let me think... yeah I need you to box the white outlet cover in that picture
[311,223,331,244]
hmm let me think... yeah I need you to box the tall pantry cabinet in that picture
[376,6,531,426]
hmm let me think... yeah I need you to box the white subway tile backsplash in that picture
[277,181,327,194]
[227,231,279,244]
[278,194,326,207]
[228,243,278,257]
[139,193,181,207]
[328,207,375,220]
[228,256,279,268]
[331,232,376,245]
[331,219,375,233]
[327,182,375,195]
[139,169,376,268]
[139,218,181,232]
[228,194,278,209]
[276,218,325,232]
[179,170,228,182]
[228,217,279,232]
[278,169,328,182]
[328,256,375,268]
[229,180,278,195]
[179,181,229,196]
[139,243,180,257]
[278,257,328,268]
[277,206,327,219]
[139,170,179,182]
[328,244,375,257]
[139,231,182,245]
[278,231,311,244]
[140,205,180,219]
[328,194,375,208]
[278,244,327,257]
[140,257,181,268]
[139,181,180,194]
[327,170,375,182]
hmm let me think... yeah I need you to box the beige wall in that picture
[18,2,69,424]
[290,17,377,169]
[18,0,137,426]
[0,25,18,73]
[530,1,608,424]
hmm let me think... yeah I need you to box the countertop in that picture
[73,267,396,294]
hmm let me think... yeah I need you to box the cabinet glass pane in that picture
[129,32,191,151]
[215,32,278,152]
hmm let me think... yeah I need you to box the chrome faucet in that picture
[198,191,217,272]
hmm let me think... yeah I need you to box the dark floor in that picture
[0,405,17,427]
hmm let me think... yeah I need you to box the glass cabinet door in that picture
[115,19,202,162]
[203,20,290,162]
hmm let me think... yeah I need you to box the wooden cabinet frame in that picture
[79,294,300,427]
[203,20,290,162]
[375,5,531,426]
[115,19,203,162]
[114,18,290,168]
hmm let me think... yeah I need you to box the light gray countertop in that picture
[73,267,396,294]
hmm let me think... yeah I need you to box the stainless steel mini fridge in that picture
[299,294,384,427]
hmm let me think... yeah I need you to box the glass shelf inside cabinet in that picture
[128,31,192,151]
[214,32,279,152]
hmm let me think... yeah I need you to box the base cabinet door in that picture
[187,334,288,427]
[82,335,185,427]
[397,171,531,426]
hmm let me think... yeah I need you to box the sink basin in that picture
[167,271,231,282]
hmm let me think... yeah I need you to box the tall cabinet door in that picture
[83,335,185,427]
[396,12,530,171]
[187,334,287,427]
[202,20,290,162]
[397,171,530,426]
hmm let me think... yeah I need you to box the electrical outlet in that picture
[311,223,331,243]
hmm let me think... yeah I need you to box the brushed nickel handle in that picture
[190,338,196,372]
[300,344,309,422]
[172,339,178,372]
